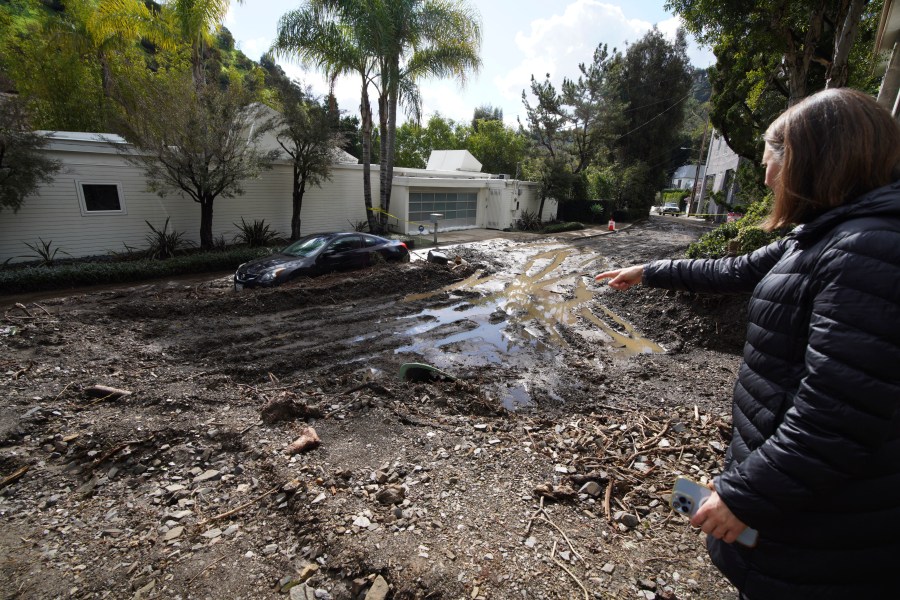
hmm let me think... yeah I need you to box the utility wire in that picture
[613,91,693,143]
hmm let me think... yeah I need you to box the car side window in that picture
[362,235,382,248]
[329,236,361,253]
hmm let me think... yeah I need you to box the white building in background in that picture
[670,164,705,190]
[0,138,551,264]
[694,131,745,219]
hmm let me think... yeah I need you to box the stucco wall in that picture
[0,138,546,264]
[0,146,381,263]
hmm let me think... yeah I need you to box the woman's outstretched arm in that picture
[595,265,644,291]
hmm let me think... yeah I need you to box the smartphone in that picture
[670,476,759,548]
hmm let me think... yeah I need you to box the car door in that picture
[318,235,363,272]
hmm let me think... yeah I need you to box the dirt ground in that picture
[0,217,751,600]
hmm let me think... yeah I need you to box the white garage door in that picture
[409,191,478,228]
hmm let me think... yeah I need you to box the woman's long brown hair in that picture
[762,88,900,230]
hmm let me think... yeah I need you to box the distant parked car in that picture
[234,232,410,290]
[661,202,681,216]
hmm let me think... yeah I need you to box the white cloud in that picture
[237,36,271,61]
[499,1,649,102]
[419,81,475,123]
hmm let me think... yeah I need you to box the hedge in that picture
[0,246,275,295]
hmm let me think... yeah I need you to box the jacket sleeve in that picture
[643,239,787,294]
[716,228,900,524]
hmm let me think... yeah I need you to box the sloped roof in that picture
[425,150,483,172]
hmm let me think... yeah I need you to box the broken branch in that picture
[198,485,280,526]
[0,466,29,489]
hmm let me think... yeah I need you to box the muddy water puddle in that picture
[397,244,663,409]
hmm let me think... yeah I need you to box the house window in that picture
[76,182,126,215]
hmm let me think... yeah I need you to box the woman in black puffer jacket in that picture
[597,88,900,600]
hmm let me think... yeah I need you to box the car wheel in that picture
[401,252,411,263]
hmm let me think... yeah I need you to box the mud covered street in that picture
[0,218,751,600]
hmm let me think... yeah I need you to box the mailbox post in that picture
[430,213,443,246]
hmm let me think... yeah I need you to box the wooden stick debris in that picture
[188,553,228,585]
[197,485,280,526]
[53,382,74,402]
[0,466,29,489]
[12,363,31,380]
[550,541,590,600]
[84,385,132,400]
[524,495,545,536]
[638,420,670,451]
[604,477,614,522]
[92,435,155,468]
[539,514,584,562]
[523,496,584,563]
[239,420,261,435]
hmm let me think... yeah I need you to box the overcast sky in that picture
[224,0,714,127]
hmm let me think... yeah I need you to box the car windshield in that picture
[281,235,330,257]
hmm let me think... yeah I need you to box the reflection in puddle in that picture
[397,245,663,408]
[581,306,664,355]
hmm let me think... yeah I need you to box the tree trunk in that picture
[199,197,214,250]
[192,39,206,87]
[383,86,398,230]
[360,82,376,233]
[291,164,304,241]
[826,0,866,89]
[789,4,826,104]
[377,92,389,233]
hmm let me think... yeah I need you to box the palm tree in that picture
[371,0,482,228]
[166,0,240,85]
[274,0,481,233]
[273,0,381,232]
[37,0,173,125]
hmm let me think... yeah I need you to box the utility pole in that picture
[687,117,710,217]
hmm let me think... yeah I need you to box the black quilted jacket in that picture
[643,180,900,600]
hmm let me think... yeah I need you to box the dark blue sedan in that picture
[234,232,410,289]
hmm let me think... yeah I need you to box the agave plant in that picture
[21,238,70,266]
[233,218,283,247]
[516,209,542,232]
[144,218,193,260]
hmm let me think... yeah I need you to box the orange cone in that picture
[608,218,616,231]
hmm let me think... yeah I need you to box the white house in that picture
[694,131,745,219]
[0,136,551,264]
[670,164,705,190]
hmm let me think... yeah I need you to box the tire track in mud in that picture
[115,263,484,383]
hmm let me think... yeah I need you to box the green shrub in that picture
[737,226,773,254]
[0,247,275,295]
[233,218,283,247]
[542,221,585,234]
[685,221,739,259]
[589,203,605,220]
[661,188,690,204]
[685,193,780,259]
